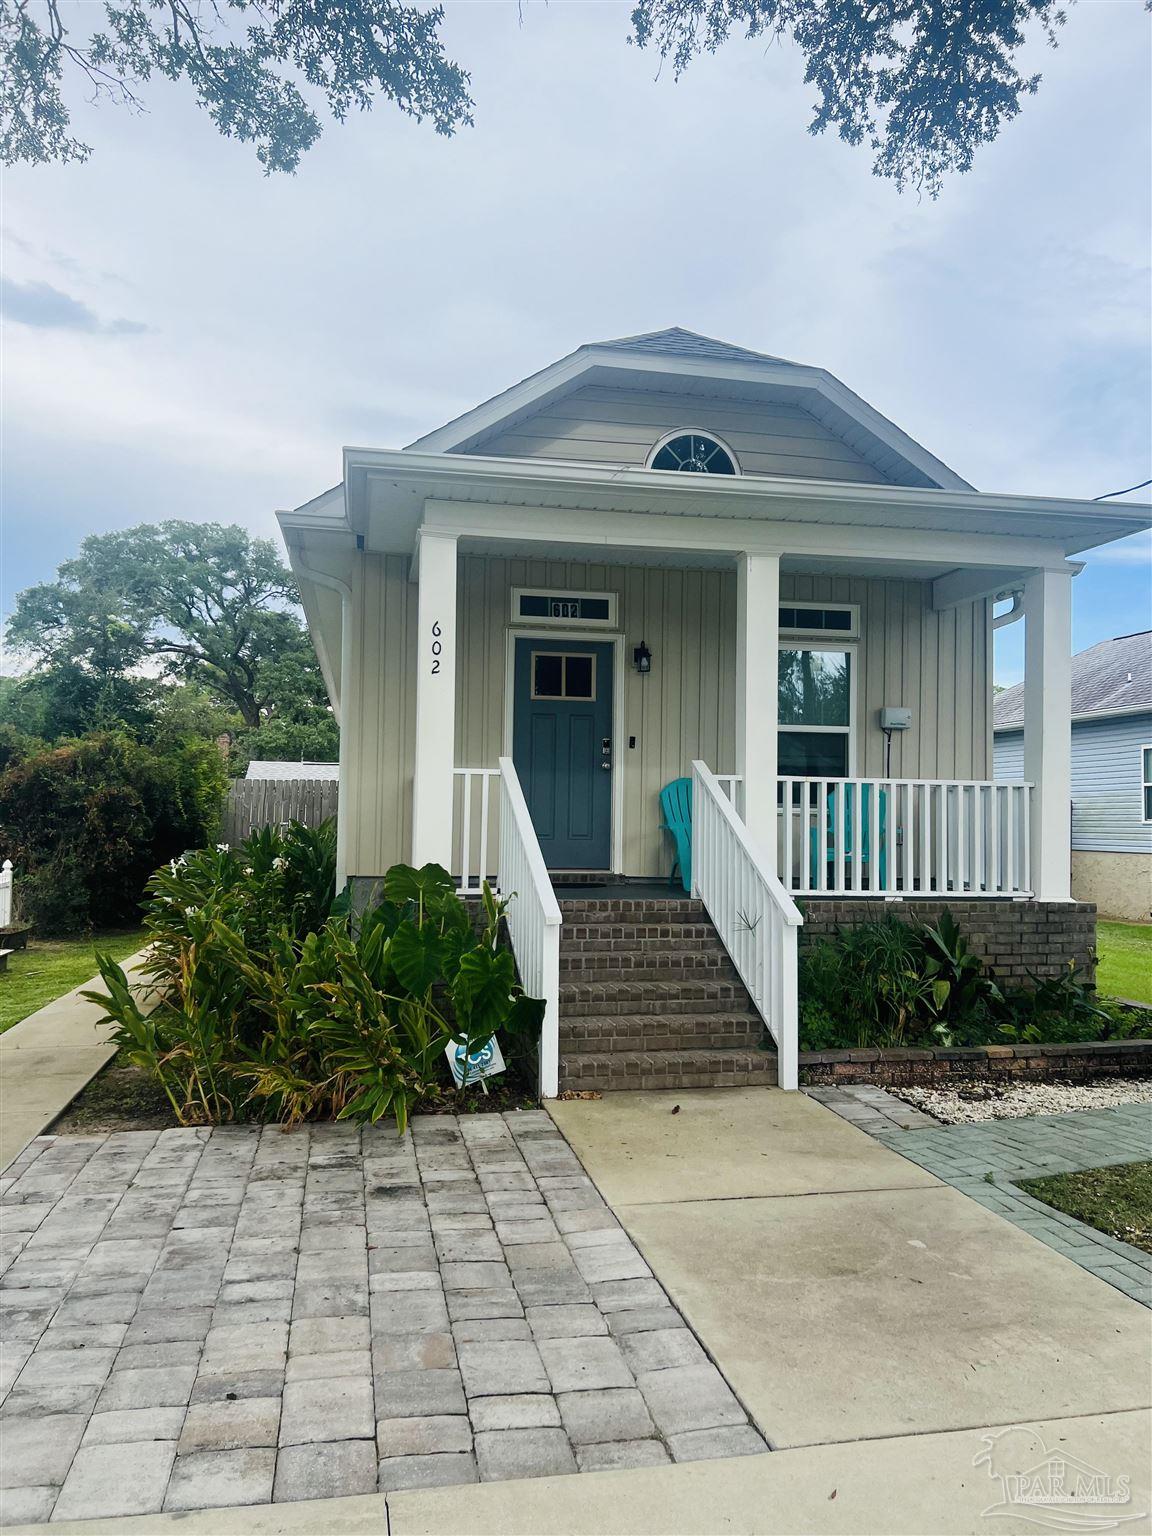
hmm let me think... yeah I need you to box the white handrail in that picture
[453,768,501,894]
[777,777,1033,898]
[497,757,563,1099]
[691,762,802,1091]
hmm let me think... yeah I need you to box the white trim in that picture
[511,587,618,628]
[402,343,973,491]
[779,601,860,640]
[777,640,859,778]
[502,628,625,874]
[645,428,741,475]
[290,557,352,893]
[1142,744,1152,825]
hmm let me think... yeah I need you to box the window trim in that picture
[777,641,858,779]
[779,602,860,640]
[1142,744,1152,825]
[511,588,618,629]
[529,650,598,702]
[646,428,741,475]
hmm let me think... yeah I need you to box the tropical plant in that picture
[84,825,544,1131]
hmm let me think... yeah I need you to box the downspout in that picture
[294,559,353,894]
[992,590,1024,629]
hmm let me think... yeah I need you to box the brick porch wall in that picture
[796,898,1098,985]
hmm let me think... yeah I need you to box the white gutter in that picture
[292,559,352,894]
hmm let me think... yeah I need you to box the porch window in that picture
[777,648,852,778]
[1143,745,1152,823]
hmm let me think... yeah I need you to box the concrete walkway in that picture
[0,950,153,1171]
[809,1086,1152,1305]
[549,1088,1152,1460]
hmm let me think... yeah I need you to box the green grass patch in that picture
[1018,1162,1152,1255]
[0,931,147,1034]
[1096,921,1152,1005]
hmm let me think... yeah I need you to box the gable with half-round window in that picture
[648,432,739,475]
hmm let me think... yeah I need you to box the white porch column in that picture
[1023,566,1073,902]
[736,552,780,865]
[411,530,458,870]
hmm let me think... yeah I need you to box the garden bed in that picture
[799,1036,1152,1088]
[885,1075,1152,1125]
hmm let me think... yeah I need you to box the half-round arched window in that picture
[648,431,739,475]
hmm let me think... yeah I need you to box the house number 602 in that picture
[430,621,442,675]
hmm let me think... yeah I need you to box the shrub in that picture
[797,909,1152,1052]
[85,826,545,1131]
[0,731,228,934]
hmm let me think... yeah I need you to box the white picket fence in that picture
[0,860,12,928]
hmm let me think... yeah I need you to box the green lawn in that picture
[0,931,147,1034]
[1019,1162,1152,1255]
[1096,921,1152,1005]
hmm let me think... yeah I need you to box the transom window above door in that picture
[648,432,738,475]
[531,652,596,701]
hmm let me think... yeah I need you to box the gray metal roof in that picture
[591,327,796,367]
[994,629,1152,729]
[244,761,340,781]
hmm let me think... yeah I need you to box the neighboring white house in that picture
[995,630,1152,922]
[277,328,1152,1093]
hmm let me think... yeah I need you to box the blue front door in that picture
[512,639,613,870]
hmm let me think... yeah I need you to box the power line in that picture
[1093,478,1152,501]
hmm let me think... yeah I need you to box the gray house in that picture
[995,630,1152,921]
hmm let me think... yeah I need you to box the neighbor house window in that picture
[778,648,853,778]
[1143,746,1152,823]
[648,432,738,475]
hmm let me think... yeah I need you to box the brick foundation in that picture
[800,1037,1152,1088]
[797,898,1098,984]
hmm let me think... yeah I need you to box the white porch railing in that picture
[778,777,1033,898]
[496,757,563,1099]
[691,762,803,1090]
[453,768,501,895]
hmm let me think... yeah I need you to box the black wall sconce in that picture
[633,641,652,675]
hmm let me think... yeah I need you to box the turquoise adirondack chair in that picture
[808,784,888,889]
[660,777,693,893]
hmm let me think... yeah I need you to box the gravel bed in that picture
[892,1076,1152,1125]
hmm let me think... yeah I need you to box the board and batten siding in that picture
[995,713,1152,854]
[343,552,991,878]
[477,385,892,485]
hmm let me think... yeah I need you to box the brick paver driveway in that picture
[0,1111,765,1524]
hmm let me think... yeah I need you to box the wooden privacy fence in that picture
[222,779,339,843]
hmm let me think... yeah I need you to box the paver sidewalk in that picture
[808,1088,1152,1305]
[0,1112,765,1525]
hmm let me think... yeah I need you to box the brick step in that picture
[560,979,752,1018]
[559,1047,779,1093]
[560,951,738,980]
[561,1013,765,1053]
[562,927,731,952]
[557,900,705,921]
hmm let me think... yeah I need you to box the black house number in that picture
[431,620,442,675]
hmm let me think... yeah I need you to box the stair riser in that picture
[562,1028,766,1053]
[561,988,752,1018]
[561,956,738,980]
[557,903,705,921]
[561,935,726,955]
[560,1059,779,1093]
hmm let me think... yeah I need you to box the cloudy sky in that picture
[2,0,1149,684]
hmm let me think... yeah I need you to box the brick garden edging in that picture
[800,1038,1152,1087]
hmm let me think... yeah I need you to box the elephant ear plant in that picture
[84,822,545,1132]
